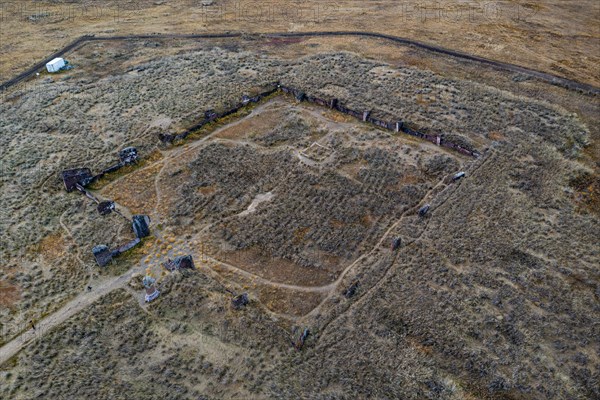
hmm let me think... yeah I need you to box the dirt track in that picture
[0,265,143,366]
[0,98,468,365]
[1,31,598,95]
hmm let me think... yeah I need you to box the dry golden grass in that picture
[37,233,66,261]
[0,280,20,308]
[102,161,163,214]
[1,1,599,86]
[1,16,598,398]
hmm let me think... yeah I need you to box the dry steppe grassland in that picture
[0,0,599,86]
[0,3,599,400]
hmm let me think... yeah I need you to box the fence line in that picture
[158,85,279,143]
[279,84,480,157]
[160,83,480,158]
[1,31,598,95]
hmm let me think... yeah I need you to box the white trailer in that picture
[46,57,66,73]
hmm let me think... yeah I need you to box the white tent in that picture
[46,58,66,73]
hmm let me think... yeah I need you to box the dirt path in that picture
[0,265,143,366]
[200,254,336,294]
[312,148,496,335]
[0,101,490,366]
[299,169,451,321]
[2,32,598,94]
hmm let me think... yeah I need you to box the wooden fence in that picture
[160,82,480,158]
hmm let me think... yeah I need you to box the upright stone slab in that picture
[418,204,431,218]
[162,255,195,271]
[132,215,151,238]
[92,244,113,267]
[119,147,138,165]
[232,293,249,309]
[61,168,93,192]
[142,275,160,303]
[205,110,217,121]
[97,201,115,216]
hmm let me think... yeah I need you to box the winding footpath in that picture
[0,29,553,363]
[0,90,488,365]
